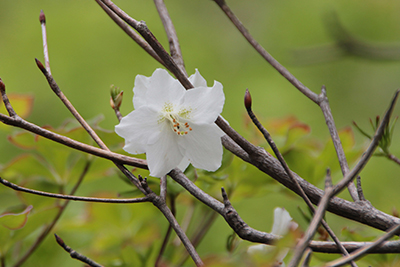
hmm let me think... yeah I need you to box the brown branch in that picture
[246,89,356,265]
[93,0,166,68]
[318,86,359,201]
[212,0,319,103]
[221,187,279,244]
[155,195,176,267]
[289,176,335,267]
[139,177,204,266]
[212,0,361,202]
[332,90,399,195]
[54,234,104,267]
[0,176,149,204]
[324,223,400,267]
[0,78,17,117]
[153,0,186,75]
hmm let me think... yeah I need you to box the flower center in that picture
[168,114,192,136]
[160,102,193,136]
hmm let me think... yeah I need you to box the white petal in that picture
[145,69,185,109]
[115,107,160,154]
[177,157,190,172]
[146,124,184,177]
[132,73,152,109]
[247,244,266,254]
[271,208,293,236]
[183,81,224,124]
[188,69,207,87]
[178,123,223,171]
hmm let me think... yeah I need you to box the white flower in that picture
[248,208,298,267]
[115,68,225,177]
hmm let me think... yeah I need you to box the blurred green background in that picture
[1,0,400,266]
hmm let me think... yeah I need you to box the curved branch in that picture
[0,176,149,204]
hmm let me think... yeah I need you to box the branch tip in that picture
[39,10,46,24]
[0,78,5,92]
[244,88,252,111]
[35,58,46,73]
[54,233,65,247]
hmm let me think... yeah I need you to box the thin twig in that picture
[212,0,319,103]
[39,10,51,74]
[0,78,17,118]
[318,86,359,201]
[387,153,400,165]
[153,0,186,75]
[324,223,400,267]
[177,211,218,267]
[155,195,176,267]
[139,177,204,267]
[0,176,149,203]
[13,160,92,267]
[245,89,355,265]
[213,0,360,202]
[93,0,166,68]
[289,174,335,267]
[54,234,104,267]
[333,90,399,195]
[290,90,399,266]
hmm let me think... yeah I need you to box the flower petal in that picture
[115,107,161,154]
[177,157,190,172]
[141,69,186,110]
[178,123,223,171]
[188,69,207,87]
[132,74,152,109]
[146,124,184,177]
[183,81,224,124]
[271,208,293,236]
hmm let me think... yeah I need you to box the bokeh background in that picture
[1,0,400,266]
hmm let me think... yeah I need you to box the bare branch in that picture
[246,89,355,264]
[212,0,319,103]
[324,223,400,267]
[139,177,204,266]
[153,0,186,75]
[318,86,359,201]
[289,179,334,267]
[333,89,399,195]
[54,234,104,267]
[39,10,51,74]
[155,195,176,267]
[0,112,147,168]
[0,78,18,118]
[221,188,279,244]
[93,0,166,67]
[0,176,149,204]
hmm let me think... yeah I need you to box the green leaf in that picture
[0,205,33,230]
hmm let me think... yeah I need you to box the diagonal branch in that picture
[318,86,359,201]
[245,89,356,266]
[55,234,104,267]
[93,0,166,67]
[212,0,319,103]
[213,0,360,201]
[324,223,400,267]
[153,0,186,75]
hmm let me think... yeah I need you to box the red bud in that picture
[244,88,252,110]
[39,10,46,24]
